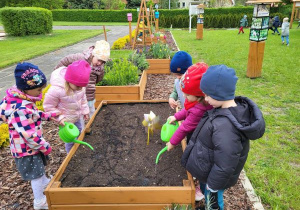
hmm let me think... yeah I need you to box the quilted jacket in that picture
[0,87,57,157]
[43,67,89,123]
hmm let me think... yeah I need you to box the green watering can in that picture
[155,119,179,164]
[59,122,94,151]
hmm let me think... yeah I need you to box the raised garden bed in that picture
[94,70,147,107]
[146,58,171,74]
[45,100,195,210]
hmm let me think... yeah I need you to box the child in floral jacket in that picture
[0,62,60,210]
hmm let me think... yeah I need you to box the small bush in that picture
[146,42,171,59]
[0,7,52,36]
[112,29,136,50]
[127,52,149,71]
[0,124,9,149]
[97,59,140,86]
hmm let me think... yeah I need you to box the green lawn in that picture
[53,21,136,26]
[110,50,133,59]
[172,27,300,210]
[0,30,102,69]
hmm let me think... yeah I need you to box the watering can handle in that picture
[167,119,179,126]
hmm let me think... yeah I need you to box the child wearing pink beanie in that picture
[43,60,91,153]
[55,40,110,117]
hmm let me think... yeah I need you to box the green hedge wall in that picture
[52,9,138,22]
[0,7,52,36]
[159,12,285,28]
[52,6,287,28]
[52,7,257,22]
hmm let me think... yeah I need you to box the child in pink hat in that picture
[55,40,110,117]
[43,60,91,153]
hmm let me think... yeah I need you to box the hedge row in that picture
[0,7,52,36]
[51,7,261,22]
[159,12,285,28]
[51,6,289,28]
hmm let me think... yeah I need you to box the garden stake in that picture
[59,122,94,151]
[155,119,179,164]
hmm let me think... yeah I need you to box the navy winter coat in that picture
[181,96,265,190]
[273,16,281,27]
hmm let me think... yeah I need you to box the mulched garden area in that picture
[0,30,254,210]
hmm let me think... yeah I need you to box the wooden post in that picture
[129,21,132,45]
[247,41,265,78]
[196,24,203,40]
[103,25,107,41]
[155,19,159,31]
[290,1,296,29]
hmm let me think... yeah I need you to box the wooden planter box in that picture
[94,70,147,107]
[45,100,195,210]
[146,59,171,74]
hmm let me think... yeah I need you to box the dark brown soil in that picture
[60,103,187,187]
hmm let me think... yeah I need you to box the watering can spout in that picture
[155,146,168,164]
[155,119,179,164]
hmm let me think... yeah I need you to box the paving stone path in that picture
[0,26,128,98]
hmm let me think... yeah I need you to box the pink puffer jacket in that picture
[43,67,89,123]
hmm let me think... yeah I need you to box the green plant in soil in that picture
[127,51,149,71]
[146,41,171,59]
[163,203,193,210]
[97,59,140,86]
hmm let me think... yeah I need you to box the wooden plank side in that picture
[95,86,139,94]
[147,59,171,64]
[147,69,170,74]
[139,70,147,99]
[95,94,140,101]
[48,187,192,204]
[51,204,188,210]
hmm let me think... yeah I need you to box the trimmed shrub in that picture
[52,9,138,22]
[112,29,136,50]
[0,0,64,9]
[0,7,52,36]
[97,59,140,86]
[50,6,287,29]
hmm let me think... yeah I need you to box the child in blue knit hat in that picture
[181,65,265,210]
[0,62,61,210]
[169,51,193,109]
